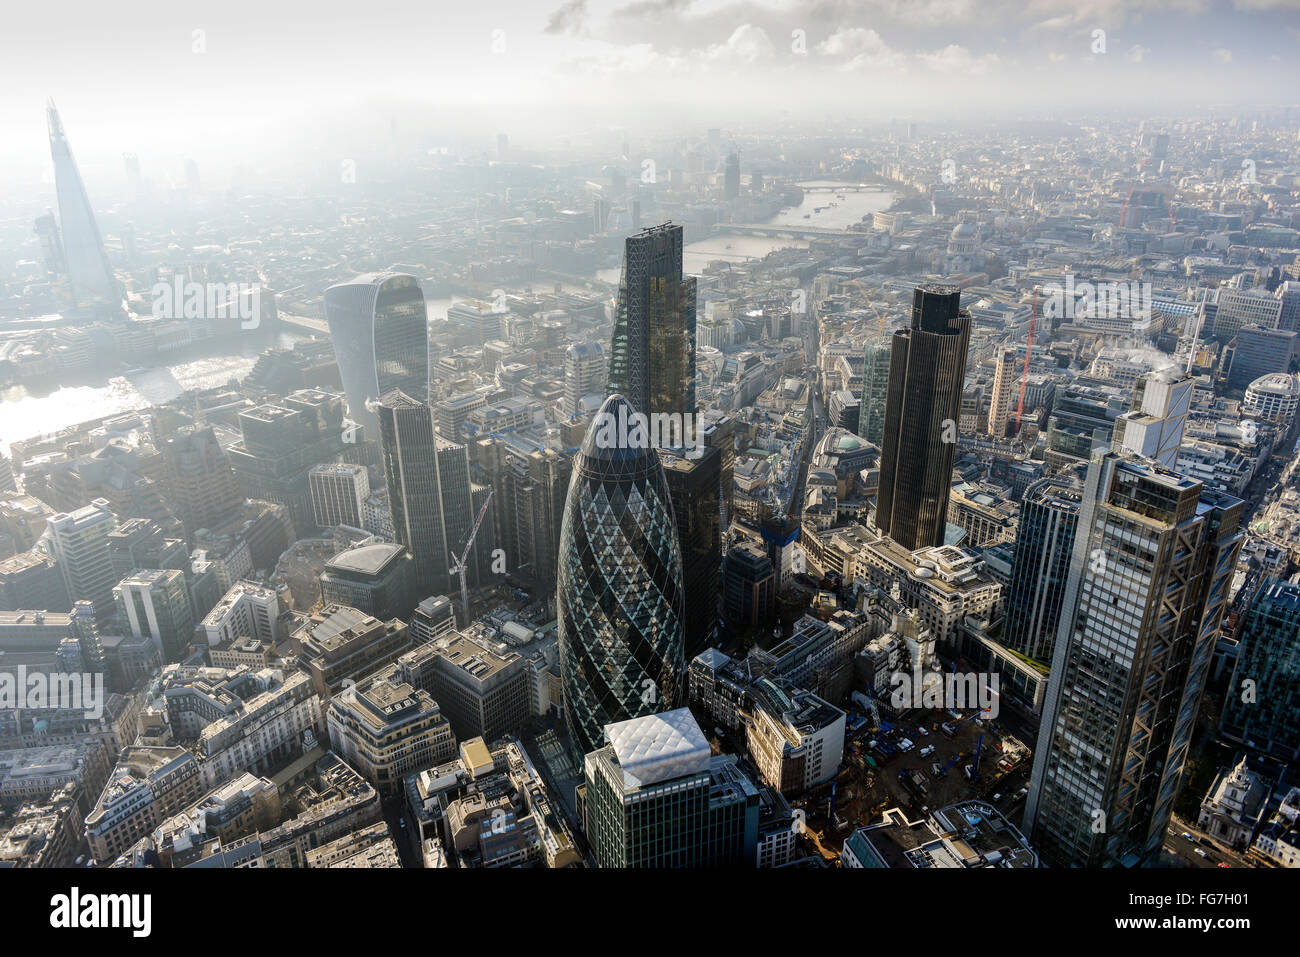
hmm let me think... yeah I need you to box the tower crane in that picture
[448,489,494,628]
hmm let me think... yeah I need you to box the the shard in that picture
[47,101,117,308]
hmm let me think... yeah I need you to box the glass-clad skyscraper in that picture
[608,224,696,420]
[857,336,892,446]
[324,272,429,432]
[47,101,117,309]
[377,391,493,597]
[876,284,971,551]
[558,394,685,757]
[1221,578,1300,762]
[1001,471,1084,664]
[1025,451,1243,868]
[582,709,759,867]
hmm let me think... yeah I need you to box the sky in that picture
[1,0,1296,188]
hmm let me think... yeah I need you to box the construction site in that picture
[791,699,1036,861]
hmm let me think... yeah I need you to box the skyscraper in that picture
[608,224,696,421]
[43,499,119,615]
[1001,472,1083,664]
[558,394,685,757]
[115,568,196,665]
[986,344,1019,438]
[581,708,759,867]
[47,102,117,308]
[324,273,429,433]
[1024,451,1243,868]
[1110,371,1192,469]
[1221,578,1300,762]
[377,391,492,598]
[876,284,972,550]
[661,444,722,660]
[723,152,740,201]
[161,427,243,537]
[857,337,892,446]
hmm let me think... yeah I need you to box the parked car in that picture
[1193,848,1208,858]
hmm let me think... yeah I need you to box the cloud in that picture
[917,44,1000,74]
[1126,44,1150,62]
[706,24,776,63]
[1212,47,1233,64]
[545,0,590,36]
[817,27,889,58]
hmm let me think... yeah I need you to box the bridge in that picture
[799,183,889,193]
[712,222,864,241]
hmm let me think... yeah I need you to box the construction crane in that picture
[448,489,494,628]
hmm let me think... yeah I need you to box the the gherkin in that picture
[557,394,684,757]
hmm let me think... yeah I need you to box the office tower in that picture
[876,284,972,551]
[1242,372,1300,427]
[123,153,143,200]
[326,677,457,795]
[33,211,66,276]
[309,463,370,529]
[856,338,892,446]
[1221,579,1300,762]
[162,427,243,537]
[115,568,197,665]
[198,580,281,647]
[46,102,116,307]
[1228,326,1300,390]
[320,542,417,621]
[447,300,505,347]
[564,341,607,416]
[558,394,685,757]
[0,551,70,612]
[493,443,571,592]
[608,223,697,421]
[228,390,361,532]
[723,152,740,200]
[409,595,456,644]
[1275,281,1300,333]
[1025,452,1243,868]
[377,392,493,597]
[701,411,735,523]
[662,445,722,661]
[987,345,1019,438]
[324,272,429,433]
[296,604,414,696]
[68,600,106,673]
[723,541,776,630]
[582,708,759,867]
[43,499,119,613]
[497,133,509,157]
[1001,474,1083,664]
[107,518,190,583]
[1212,288,1282,339]
[418,626,531,742]
[1044,382,1128,470]
[1110,372,1192,469]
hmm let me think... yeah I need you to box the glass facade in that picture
[1026,452,1243,868]
[876,284,971,551]
[558,395,685,757]
[1001,474,1083,664]
[608,224,696,419]
[1221,578,1300,762]
[324,272,429,432]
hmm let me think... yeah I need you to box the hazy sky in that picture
[2,0,1297,187]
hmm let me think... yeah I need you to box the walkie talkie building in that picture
[324,272,429,433]
[557,394,685,757]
